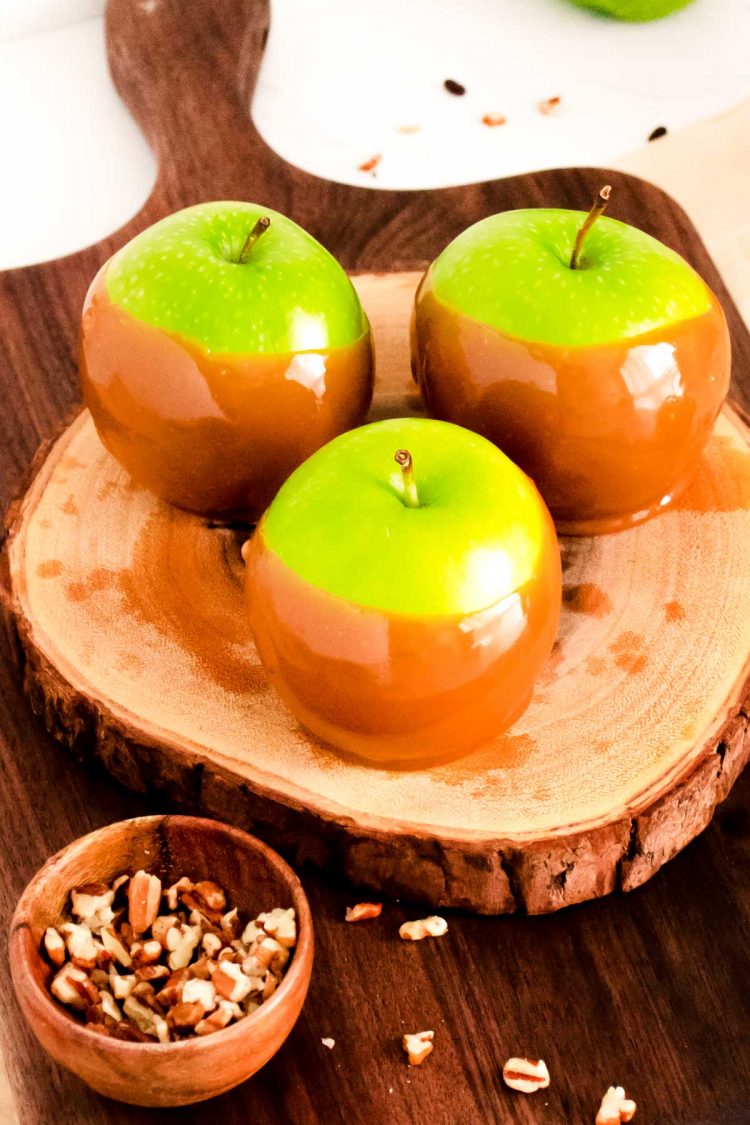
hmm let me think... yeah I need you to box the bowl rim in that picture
[9,814,314,1056]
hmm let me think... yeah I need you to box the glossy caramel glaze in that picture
[245,531,561,769]
[413,284,730,534]
[81,267,374,520]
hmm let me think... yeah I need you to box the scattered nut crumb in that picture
[648,125,668,142]
[41,870,297,1042]
[399,916,448,941]
[345,903,383,923]
[482,113,507,127]
[444,79,466,96]
[321,1037,336,1049]
[358,154,382,175]
[596,1086,637,1124]
[402,1030,434,1066]
[502,1057,551,1093]
[538,95,561,115]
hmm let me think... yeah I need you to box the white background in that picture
[1,0,749,270]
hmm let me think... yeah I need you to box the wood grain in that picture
[0,0,749,1119]
[8,271,750,915]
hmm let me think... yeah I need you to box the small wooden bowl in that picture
[9,815,314,1107]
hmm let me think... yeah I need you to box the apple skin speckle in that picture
[429,209,712,347]
[106,201,369,355]
[260,417,554,618]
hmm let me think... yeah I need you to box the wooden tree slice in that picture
[7,271,750,914]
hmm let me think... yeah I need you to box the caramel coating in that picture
[81,267,374,520]
[245,532,561,769]
[413,285,730,535]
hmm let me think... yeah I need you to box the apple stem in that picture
[570,185,611,270]
[238,216,271,264]
[394,449,420,508]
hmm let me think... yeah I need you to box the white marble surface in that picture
[0,0,748,269]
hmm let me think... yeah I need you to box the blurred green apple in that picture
[567,0,695,20]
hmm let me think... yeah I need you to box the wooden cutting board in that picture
[3,0,750,916]
[8,263,750,914]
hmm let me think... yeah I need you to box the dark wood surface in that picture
[1,0,749,1120]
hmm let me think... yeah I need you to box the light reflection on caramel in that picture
[245,533,561,769]
[413,285,730,535]
[81,267,374,520]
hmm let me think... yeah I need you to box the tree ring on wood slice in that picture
[6,272,750,914]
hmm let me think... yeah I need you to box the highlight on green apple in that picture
[566,0,696,20]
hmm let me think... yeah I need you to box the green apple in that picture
[81,201,373,519]
[411,197,730,535]
[244,417,562,766]
[567,0,695,19]
[421,207,711,348]
[106,202,368,353]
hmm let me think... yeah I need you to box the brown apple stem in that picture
[238,216,271,264]
[394,449,420,508]
[570,185,611,270]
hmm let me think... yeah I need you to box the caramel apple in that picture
[244,418,561,769]
[412,189,731,535]
[81,203,374,520]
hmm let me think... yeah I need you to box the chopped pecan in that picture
[165,877,194,912]
[43,927,66,967]
[123,995,168,1042]
[132,981,164,1014]
[502,1057,550,1093]
[155,967,189,1007]
[213,961,254,1004]
[61,923,99,970]
[51,964,96,1011]
[71,884,115,932]
[135,964,170,983]
[151,914,179,948]
[399,916,448,941]
[202,932,223,958]
[402,1030,434,1066]
[220,908,242,941]
[42,869,295,1042]
[345,903,382,923]
[192,881,227,913]
[182,978,216,1011]
[100,990,122,1023]
[167,1001,205,1032]
[258,907,296,948]
[127,870,162,936]
[538,95,561,115]
[596,1086,637,1124]
[253,936,289,974]
[188,954,216,980]
[101,925,133,968]
[195,1006,234,1036]
[482,112,507,127]
[110,972,136,1001]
